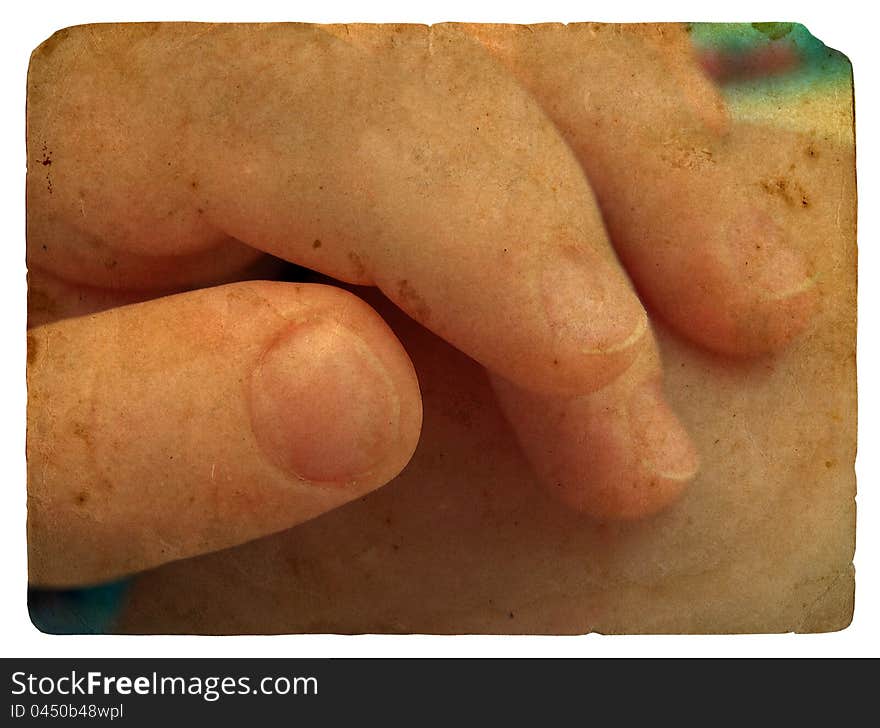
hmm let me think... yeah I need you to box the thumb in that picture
[27,281,422,587]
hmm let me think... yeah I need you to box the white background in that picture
[1,0,876,658]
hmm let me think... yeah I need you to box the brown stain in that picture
[759,176,809,208]
[39,142,53,194]
[26,333,39,366]
[662,144,714,171]
[312,239,322,249]
[73,391,117,494]
[397,279,431,322]
[72,421,92,448]
[74,492,89,506]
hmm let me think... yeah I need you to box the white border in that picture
[2,0,877,659]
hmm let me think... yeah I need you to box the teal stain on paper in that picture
[28,580,129,634]
[689,22,852,95]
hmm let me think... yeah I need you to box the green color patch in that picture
[751,22,795,41]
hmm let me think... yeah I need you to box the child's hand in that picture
[26,24,818,587]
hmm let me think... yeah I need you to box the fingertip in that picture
[249,318,408,485]
[541,250,648,357]
[26,281,424,586]
[676,214,819,357]
[564,469,694,522]
[554,379,698,520]
[629,381,700,482]
[535,249,650,395]
[258,286,423,488]
[493,346,698,522]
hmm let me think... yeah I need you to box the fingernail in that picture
[723,213,816,300]
[249,319,400,483]
[763,248,819,302]
[542,247,647,356]
[628,380,699,481]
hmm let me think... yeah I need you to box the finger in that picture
[29,23,647,396]
[491,329,699,520]
[27,280,422,587]
[27,255,288,328]
[27,175,268,294]
[474,23,817,357]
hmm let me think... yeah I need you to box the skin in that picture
[468,23,818,357]
[27,282,422,586]
[25,24,854,625]
[474,24,821,517]
[119,120,855,634]
[28,23,646,393]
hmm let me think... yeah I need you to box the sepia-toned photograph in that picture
[25,20,856,635]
